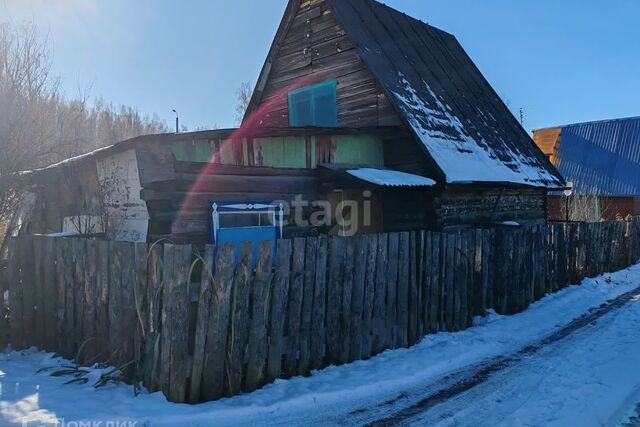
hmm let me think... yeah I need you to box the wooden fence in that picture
[1,218,640,403]
[0,259,7,349]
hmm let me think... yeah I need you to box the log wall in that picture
[141,163,323,244]
[2,218,639,403]
[435,187,548,229]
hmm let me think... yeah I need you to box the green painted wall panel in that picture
[219,140,235,165]
[335,135,384,167]
[172,140,215,162]
[171,134,384,168]
[255,136,307,168]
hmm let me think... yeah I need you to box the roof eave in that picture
[242,0,303,123]
[445,180,568,191]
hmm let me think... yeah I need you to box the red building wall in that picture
[547,196,640,222]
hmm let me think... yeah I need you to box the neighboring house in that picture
[4,0,563,245]
[533,116,640,221]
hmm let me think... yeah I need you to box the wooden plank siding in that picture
[245,0,402,129]
[532,127,562,161]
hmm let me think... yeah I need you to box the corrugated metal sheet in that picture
[555,117,640,196]
[346,168,436,187]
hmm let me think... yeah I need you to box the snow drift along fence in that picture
[1,218,639,403]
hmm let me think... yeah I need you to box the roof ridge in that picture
[352,0,455,37]
[534,115,640,132]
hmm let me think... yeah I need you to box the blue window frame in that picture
[211,202,284,268]
[288,80,338,127]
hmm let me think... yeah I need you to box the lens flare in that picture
[174,75,322,236]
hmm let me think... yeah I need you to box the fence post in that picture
[9,237,23,350]
[326,237,346,365]
[348,236,367,362]
[282,238,306,376]
[143,241,163,393]
[32,236,45,349]
[492,229,505,314]
[265,239,291,382]
[340,236,356,362]
[226,243,253,396]
[108,241,123,367]
[21,237,36,350]
[372,233,388,355]
[189,244,215,403]
[200,244,234,402]
[408,231,419,344]
[472,229,483,318]
[385,233,399,348]
[298,237,317,374]
[81,240,98,363]
[245,241,273,391]
[361,234,378,357]
[309,238,328,369]
[95,240,110,369]
[0,258,6,350]
[396,232,410,346]
[168,244,192,403]
[429,232,442,333]
[133,242,149,381]
[452,231,464,329]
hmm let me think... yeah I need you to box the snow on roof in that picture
[324,0,565,189]
[10,129,238,179]
[346,168,436,187]
[17,143,118,176]
[392,75,564,187]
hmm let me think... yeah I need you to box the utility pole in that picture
[172,109,179,133]
[519,108,524,126]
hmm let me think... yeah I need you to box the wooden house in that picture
[533,117,640,221]
[5,0,564,246]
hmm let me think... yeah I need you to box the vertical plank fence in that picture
[2,217,640,403]
[0,257,8,350]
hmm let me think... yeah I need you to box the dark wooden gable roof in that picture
[246,0,565,189]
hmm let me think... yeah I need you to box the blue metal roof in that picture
[555,116,640,196]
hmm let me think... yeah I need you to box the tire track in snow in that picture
[361,286,640,427]
[404,299,639,426]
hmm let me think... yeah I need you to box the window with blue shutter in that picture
[288,80,338,127]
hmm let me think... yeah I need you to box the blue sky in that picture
[3,0,640,132]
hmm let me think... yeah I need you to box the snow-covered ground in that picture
[403,290,640,426]
[2,264,640,427]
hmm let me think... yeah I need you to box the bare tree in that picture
[0,22,58,225]
[0,22,168,241]
[561,186,614,222]
[234,81,253,126]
